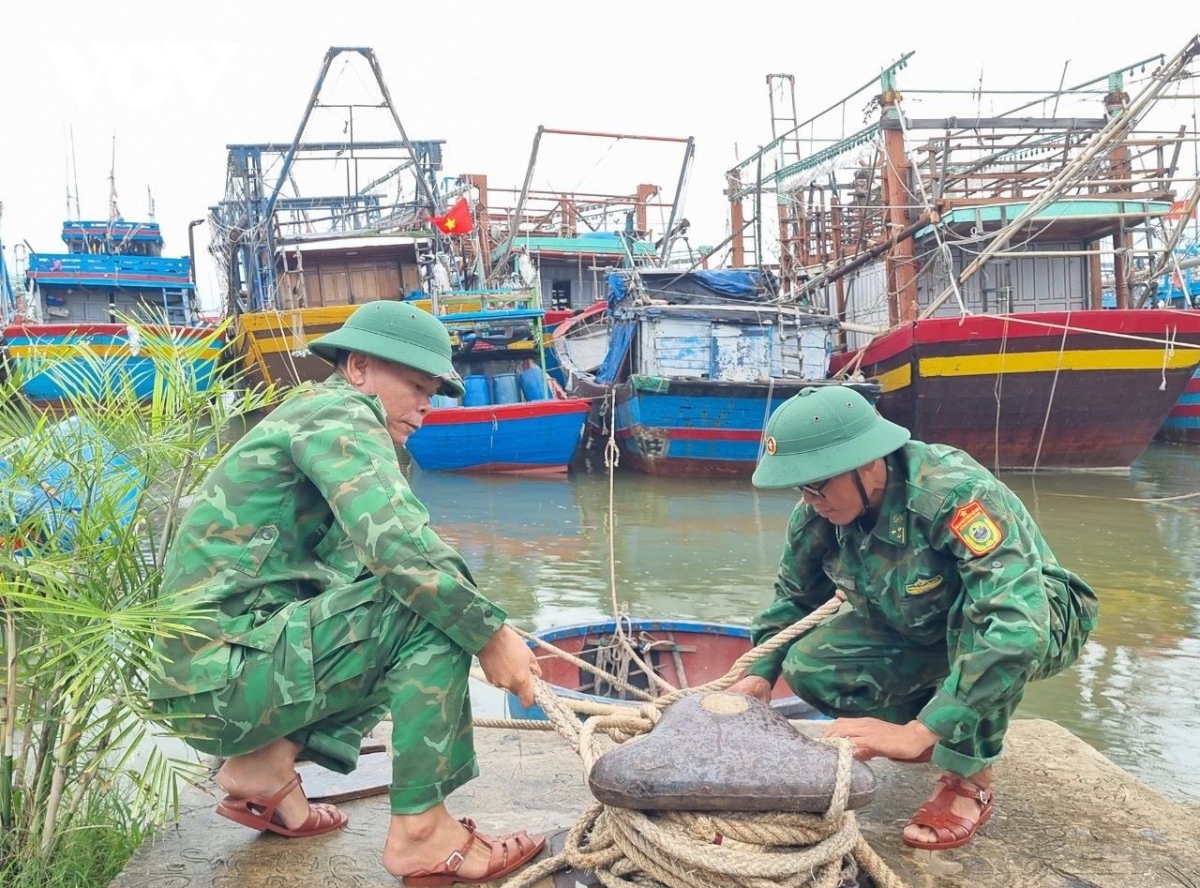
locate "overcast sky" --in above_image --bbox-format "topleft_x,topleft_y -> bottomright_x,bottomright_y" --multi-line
2,1 -> 1196,310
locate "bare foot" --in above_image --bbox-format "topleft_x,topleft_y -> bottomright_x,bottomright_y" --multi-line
215,739 -> 314,831
903,769 -> 993,848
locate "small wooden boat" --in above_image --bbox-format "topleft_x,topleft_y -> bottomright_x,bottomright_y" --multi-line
550,299 -> 610,381
506,618 -> 821,720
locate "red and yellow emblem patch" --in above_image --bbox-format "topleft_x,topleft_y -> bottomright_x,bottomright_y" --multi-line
765,436 -> 777,455
948,500 -> 1003,557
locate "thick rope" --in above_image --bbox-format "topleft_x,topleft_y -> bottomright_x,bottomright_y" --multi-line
481,596 -> 911,888
473,597 -> 847,732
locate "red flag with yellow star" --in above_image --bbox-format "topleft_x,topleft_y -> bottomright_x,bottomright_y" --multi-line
431,197 -> 474,236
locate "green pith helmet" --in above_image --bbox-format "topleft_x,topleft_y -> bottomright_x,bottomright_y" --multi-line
309,301 -> 464,397
752,386 -> 910,489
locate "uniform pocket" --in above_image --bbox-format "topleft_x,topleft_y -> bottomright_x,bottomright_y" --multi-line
895,572 -> 953,637
313,520 -> 363,581
309,581 -> 384,687
234,525 -> 280,576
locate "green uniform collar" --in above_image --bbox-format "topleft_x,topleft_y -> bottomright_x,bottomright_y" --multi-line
834,453 -> 909,548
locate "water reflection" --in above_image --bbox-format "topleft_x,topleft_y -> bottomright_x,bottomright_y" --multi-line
406,443 -> 1200,804
1006,447 -> 1200,804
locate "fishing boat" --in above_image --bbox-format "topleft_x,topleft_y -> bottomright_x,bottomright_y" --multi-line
2,201 -> 219,403
571,267 -> 879,477
211,48 -> 693,396
405,294 -> 592,474
505,618 -> 820,721
729,41 -> 1200,471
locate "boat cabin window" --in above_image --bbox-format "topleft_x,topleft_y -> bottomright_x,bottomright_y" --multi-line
551,280 -> 572,311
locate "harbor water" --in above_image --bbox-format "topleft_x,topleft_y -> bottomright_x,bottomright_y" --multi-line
407,441 -> 1200,806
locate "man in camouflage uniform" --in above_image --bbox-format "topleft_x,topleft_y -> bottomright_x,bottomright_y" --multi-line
149,301 -> 546,884
729,386 -> 1098,850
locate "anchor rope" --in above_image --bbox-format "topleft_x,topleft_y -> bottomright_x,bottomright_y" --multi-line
473,596 -> 910,888
474,375 -> 909,885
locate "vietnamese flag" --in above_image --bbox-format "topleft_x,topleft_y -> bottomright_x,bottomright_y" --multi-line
431,197 -> 474,236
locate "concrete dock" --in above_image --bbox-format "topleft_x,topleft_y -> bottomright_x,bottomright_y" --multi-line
110,718 -> 1200,888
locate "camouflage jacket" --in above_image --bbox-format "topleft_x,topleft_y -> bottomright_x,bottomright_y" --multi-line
148,374 -> 506,701
747,441 -> 1099,741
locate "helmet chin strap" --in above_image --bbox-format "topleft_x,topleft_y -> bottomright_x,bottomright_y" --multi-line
851,467 -> 873,524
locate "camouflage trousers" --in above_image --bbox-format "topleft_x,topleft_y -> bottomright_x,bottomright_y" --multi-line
153,578 -> 477,815
781,596 -> 1092,777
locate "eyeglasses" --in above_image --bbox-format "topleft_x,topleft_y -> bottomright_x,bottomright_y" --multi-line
797,478 -> 831,499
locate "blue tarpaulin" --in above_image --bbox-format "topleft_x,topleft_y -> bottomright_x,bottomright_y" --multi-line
596,320 -> 636,385
686,269 -> 762,295
607,268 -> 772,307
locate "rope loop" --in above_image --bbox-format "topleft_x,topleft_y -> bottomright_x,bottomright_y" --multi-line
493,598 -> 911,888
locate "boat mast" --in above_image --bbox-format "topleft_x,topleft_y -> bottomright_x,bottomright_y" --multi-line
879,68 -> 919,325
108,133 -> 120,224
489,126 -> 545,286
658,137 -> 695,264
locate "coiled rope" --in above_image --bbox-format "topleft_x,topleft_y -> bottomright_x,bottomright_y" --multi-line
477,597 -> 910,888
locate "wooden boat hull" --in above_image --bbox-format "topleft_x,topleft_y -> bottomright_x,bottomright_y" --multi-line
829,310 -> 1200,469
550,300 -> 610,379
232,306 -> 357,389
1159,369 -> 1200,445
406,398 -> 591,474
1,323 -> 224,402
612,377 -> 879,478
506,619 -> 819,720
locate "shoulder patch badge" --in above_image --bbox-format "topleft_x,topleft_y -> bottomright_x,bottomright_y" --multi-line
949,499 -> 1003,557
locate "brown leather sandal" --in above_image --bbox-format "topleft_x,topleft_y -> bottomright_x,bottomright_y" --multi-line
401,820 -> 546,886
216,772 -> 348,838
902,774 -> 993,850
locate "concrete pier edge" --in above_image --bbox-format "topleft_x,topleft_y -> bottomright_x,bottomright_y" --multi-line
110,718 -> 1200,888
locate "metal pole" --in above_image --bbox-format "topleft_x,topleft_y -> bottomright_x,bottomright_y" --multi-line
362,49 -> 438,209
490,126 -> 545,285
262,47 -> 339,225
658,137 -> 694,265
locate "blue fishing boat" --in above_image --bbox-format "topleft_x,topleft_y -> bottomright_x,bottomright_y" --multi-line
571,268 -> 878,477
4,215 -> 221,403
406,302 -> 591,474
505,618 -> 821,721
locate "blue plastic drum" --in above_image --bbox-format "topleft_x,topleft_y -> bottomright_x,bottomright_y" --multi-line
493,373 -> 520,404
462,375 -> 492,407
519,366 -> 548,400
